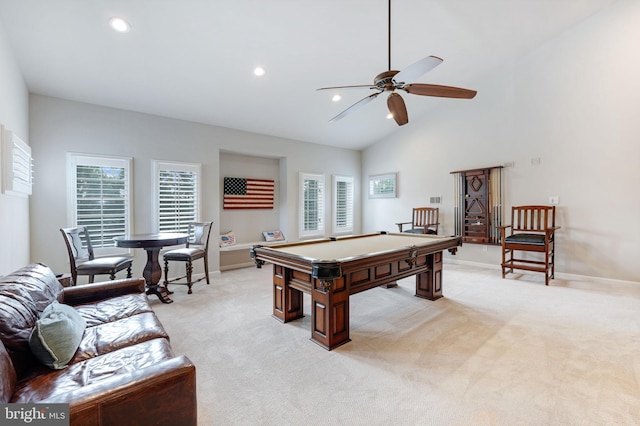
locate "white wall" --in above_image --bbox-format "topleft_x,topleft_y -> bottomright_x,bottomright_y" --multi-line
0,19 -> 29,275
28,95 -> 361,277
363,0 -> 640,282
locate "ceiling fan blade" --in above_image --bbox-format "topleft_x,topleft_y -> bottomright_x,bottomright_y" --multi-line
329,92 -> 381,123
403,83 -> 477,99
387,93 -> 408,126
393,56 -> 443,85
317,84 -> 378,91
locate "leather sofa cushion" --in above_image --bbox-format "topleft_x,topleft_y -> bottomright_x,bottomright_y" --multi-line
72,292 -> 153,327
0,339 -> 17,403
72,312 -> 169,363
0,285 -> 38,356
0,263 -> 63,311
11,338 -> 175,403
0,264 -> 64,372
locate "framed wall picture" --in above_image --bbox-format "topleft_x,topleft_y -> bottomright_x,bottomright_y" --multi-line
368,173 -> 397,198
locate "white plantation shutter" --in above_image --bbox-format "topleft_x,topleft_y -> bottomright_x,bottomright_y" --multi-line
333,175 -> 354,234
299,172 -> 325,238
1,127 -> 33,196
67,154 -> 131,252
153,161 -> 201,233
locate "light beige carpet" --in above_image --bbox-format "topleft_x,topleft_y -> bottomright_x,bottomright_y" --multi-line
152,264 -> 640,426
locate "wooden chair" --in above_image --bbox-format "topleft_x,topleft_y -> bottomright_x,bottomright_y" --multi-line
498,206 -> 560,285
396,207 -> 439,235
163,221 -> 213,294
60,226 -> 133,285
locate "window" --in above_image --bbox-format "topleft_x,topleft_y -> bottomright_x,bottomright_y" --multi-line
67,153 -> 131,255
1,126 -> 33,197
333,175 -> 354,234
299,172 -> 325,238
152,161 -> 201,233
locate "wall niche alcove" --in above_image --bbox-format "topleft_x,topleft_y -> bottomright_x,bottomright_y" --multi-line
219,152 -> 282,269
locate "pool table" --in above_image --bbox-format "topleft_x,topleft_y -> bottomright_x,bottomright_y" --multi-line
251,232 -> 461,350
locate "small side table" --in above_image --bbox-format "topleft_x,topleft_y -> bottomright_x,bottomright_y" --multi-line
57,273 -> 73,287
113,233 -> 188,303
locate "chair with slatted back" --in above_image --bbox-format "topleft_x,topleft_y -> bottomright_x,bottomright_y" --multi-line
163,221 -> 213,294
395,207 -> 439,235
498,205 -> 560,285
60,226 -> 133,285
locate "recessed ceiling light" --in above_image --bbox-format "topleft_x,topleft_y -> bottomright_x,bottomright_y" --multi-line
109,17 -> 130,33
386,113 -> 394,119
254,67 -> 265,76
332,94 -> 341,102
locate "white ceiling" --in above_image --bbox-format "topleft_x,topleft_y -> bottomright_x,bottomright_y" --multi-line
0,0 -> 616,150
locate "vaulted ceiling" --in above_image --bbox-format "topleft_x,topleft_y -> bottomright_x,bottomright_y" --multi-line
0,0 -> 616,150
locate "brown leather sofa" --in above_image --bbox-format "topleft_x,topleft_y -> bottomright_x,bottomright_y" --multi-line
0,263 -> 197,426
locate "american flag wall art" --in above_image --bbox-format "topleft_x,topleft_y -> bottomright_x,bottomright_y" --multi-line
223,177 -> 274,209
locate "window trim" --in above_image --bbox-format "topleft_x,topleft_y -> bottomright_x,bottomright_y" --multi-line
332,175 -> 354,235
299,172 -> 325,239
151,160 -> 202,233
66,153 -> 132,256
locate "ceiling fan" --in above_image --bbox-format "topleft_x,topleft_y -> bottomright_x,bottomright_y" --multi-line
317,0 -> 477,126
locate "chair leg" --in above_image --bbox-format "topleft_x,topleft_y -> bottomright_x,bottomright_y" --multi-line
186,261 -> 193,294
544,245 -> 550,286
550,244 -> 556,279
501,245 -> 507,279
126,266 -> 132,278
204,258 -> 210,284
546,245 -> 556,286
110,272 -> 116,280
89,275 -> 95,284
164,259 -> 170,286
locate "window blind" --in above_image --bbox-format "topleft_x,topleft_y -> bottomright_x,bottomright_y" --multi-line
1,127 -> 33,196
300,173 -> 325,238
334,176 -> 354,234
75,164 -> 128,248
157,169 -> 198,233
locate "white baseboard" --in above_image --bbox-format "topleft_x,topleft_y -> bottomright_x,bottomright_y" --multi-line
446,258 -> 640,285
219,262 -> 255,271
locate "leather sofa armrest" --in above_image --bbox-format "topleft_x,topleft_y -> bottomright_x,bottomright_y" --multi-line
62,278 -> 146,306
42,355 -> 197,426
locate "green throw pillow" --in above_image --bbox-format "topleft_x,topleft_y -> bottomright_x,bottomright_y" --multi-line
29,301 -> 86,369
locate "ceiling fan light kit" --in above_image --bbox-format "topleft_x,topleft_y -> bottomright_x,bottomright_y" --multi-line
318,0 -> 477,126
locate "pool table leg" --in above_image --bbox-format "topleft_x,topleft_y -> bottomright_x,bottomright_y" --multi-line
310,276 -> 350,350
272,265 -> 304,322
415,252 -> 443,300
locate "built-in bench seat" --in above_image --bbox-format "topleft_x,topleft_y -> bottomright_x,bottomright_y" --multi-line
219,241 -> 287,270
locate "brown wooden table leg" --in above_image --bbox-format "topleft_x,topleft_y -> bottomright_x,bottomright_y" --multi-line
310,276 -> 350,350
415,252 -> 443,300
272,265 -> 303,322
143,247 -> 173,304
